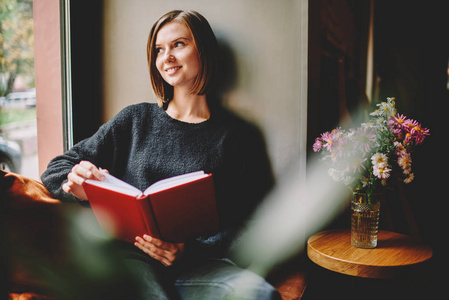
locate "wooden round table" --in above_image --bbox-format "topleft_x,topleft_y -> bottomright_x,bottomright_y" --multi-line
307,229 -> 433,279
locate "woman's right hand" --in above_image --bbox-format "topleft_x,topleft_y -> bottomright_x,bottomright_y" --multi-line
62,160 -> 106,200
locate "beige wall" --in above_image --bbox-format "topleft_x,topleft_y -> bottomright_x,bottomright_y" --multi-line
102,0 -> 308,179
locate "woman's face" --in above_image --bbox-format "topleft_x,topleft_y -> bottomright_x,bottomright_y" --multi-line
155,21 -> 200,91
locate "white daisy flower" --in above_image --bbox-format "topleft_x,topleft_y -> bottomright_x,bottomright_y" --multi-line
371,152 -> 388,166
373,165 -> 391,179
398,154 -> 412,170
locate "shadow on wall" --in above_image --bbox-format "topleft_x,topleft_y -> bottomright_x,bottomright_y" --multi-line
215,35 -> 238,100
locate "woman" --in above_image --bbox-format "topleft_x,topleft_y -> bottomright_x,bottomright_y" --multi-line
41,10 -> 280,300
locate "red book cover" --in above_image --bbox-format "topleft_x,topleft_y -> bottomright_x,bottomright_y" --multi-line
83,171 -> 219,243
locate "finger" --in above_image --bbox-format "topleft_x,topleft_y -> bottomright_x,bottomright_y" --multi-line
134,239 -> 173,266
135,236 -> 168,254
143,235 -> 175,251
62,182 -> 71,193
67,171 -> 86,186
79,161 -> 105,181
71,164 -> 91,180
141,236 -> 183,263
137,236 -> 177,264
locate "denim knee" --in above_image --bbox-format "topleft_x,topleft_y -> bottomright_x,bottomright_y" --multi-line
174,259 -> 281,300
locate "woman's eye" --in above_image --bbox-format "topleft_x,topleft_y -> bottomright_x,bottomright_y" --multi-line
156,48 -> 164,54
174,41 -> 185,48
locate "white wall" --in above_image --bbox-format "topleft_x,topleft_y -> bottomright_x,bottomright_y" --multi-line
102,0 -> 308,179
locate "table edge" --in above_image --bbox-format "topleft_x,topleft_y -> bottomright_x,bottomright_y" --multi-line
306,229 -> 433,279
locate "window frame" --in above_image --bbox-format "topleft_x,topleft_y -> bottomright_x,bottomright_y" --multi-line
34,0 -> 66,175
35,0 -> 102,175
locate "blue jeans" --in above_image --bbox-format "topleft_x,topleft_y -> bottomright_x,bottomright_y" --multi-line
121,247 -> 281,300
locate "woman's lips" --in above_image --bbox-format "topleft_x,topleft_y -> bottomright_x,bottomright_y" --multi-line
165,66 -> 182,75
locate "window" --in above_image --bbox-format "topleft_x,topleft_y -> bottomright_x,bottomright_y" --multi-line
0,0 -> 38,179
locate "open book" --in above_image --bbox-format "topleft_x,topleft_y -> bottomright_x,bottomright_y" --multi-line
82,170 -> 219,243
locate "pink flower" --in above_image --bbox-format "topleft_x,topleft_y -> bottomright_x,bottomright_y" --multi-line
320,131 -> 334,151
333,135 -> 356,159
404,118 -> 419,130
313,138 -> 323,152
353,126 -> 377,154
410,123 -> 430,145
403,120 -> 430,145
348,156 -> 367,174
321,131 -> 334,151
314,97 -> 429,193
392,114 -> 407,126
388,114 -> 408,137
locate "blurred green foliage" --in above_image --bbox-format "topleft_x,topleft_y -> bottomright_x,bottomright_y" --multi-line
0,0 -> 35,97
0,107 -> 36,126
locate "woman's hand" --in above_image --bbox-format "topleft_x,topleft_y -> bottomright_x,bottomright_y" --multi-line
62,160 -> 106,200
134,235 -> 185,267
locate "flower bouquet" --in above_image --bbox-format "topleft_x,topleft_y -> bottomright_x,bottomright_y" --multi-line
313,97 -> 429,248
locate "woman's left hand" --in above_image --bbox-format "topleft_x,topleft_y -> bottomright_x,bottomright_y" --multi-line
134,235 -> 185,266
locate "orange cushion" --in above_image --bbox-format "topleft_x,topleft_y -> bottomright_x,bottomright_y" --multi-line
8,292 -> 57,300
2,170 -> 64,296
1,170 -> 61,208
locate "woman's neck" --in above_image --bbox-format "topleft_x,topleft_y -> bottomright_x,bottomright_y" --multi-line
166,90 -> 210,123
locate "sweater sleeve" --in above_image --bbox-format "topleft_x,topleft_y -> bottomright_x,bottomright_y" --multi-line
40,106 -> 133,205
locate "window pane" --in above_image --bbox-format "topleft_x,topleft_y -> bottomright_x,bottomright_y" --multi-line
0,0 -> 38,180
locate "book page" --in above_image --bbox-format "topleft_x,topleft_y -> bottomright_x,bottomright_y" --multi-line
85,171 -> 142,197
143,171 -> 208,195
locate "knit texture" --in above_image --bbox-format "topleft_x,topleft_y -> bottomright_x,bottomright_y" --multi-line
41,102 -> 274,259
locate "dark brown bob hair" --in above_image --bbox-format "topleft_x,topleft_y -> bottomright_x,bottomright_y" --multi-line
147,10 -> 218,107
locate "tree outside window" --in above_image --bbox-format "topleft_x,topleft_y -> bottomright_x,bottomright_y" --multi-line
0,0 -> 38,179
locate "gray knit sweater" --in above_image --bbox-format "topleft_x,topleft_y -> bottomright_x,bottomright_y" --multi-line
41,102 -> 274,259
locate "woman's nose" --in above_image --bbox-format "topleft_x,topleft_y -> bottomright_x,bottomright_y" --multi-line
163,50 -> 175,63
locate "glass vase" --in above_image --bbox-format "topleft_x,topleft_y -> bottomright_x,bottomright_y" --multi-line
351,192 -> 381,248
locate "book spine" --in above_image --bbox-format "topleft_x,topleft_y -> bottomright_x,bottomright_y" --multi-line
136,195 -> 161,239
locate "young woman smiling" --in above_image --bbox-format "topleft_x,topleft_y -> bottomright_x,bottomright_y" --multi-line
41,10 -> 280,299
